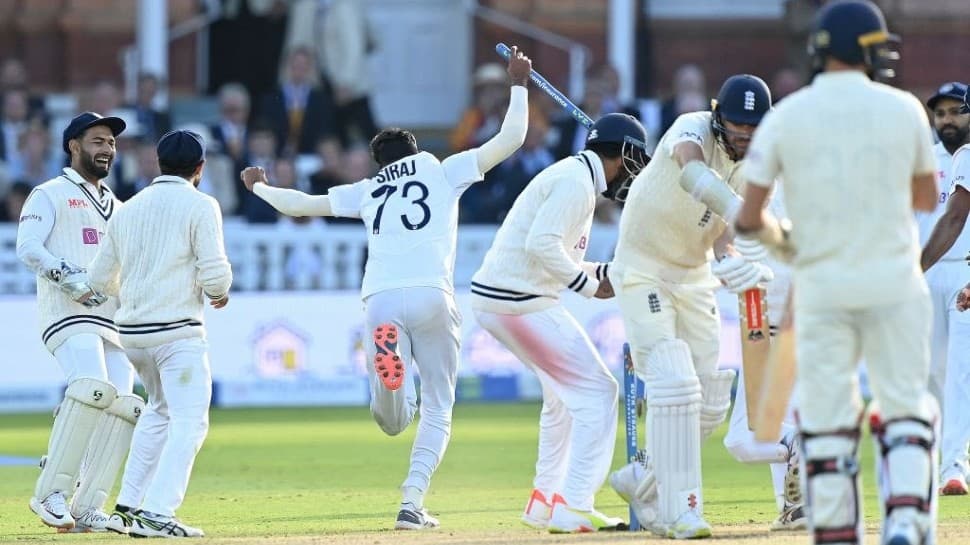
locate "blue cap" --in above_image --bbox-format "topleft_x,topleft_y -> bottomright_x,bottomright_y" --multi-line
62,111 -> 126,154
927,82 -> 968,110
156,130 -> 206,169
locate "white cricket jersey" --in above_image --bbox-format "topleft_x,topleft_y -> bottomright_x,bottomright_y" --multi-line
949,144 -> 970,261
471,150 -> 606,314
743,71 -> 937,310
88,176 -> 233,349
615,111 -> 740,284
327,150 -> 482,299
916,142 -> 970,263
16,168 -> 121,352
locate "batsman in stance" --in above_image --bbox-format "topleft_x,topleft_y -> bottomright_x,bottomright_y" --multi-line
242,47 -> 532,529
472,113 -> 649,533
89,129 -> 232,537
918,81 -> 970,496
735,2 -> 939,544
608,74 -> 774,539
17,112 -> 143,532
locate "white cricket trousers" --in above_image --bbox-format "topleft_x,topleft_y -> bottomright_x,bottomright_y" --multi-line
474,305 -> 619,511
116,337 -> 211,517
364,287 -> 460,496
926,261 -> 970,476
54,333 -> 134,393
796,292 -> 933,430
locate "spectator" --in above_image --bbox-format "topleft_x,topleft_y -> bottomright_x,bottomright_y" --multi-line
309,144 -> 372,225
87,80 -> 124,119
450,63 -> 509,152
257,46 -> 338,156
0,88 -> 31,163
240,122 -> 280,223
210,82 -> 251,163
321,0 -> 379,148
7,123 -> 61,187
659,64 -> 707,135
125,72 -> 171,140
552,76 -> 611,159
0,180 -> 31,222
0,58 -> 46,119
115,139 -> 158,202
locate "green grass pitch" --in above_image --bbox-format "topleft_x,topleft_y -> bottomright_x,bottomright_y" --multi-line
0,403 -> 967,543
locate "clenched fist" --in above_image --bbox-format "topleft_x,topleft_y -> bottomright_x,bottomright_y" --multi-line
240,166 -> 269,191
506,45 -> 532,87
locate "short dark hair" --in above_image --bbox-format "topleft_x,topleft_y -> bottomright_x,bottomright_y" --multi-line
369,128 -> 418,167
159,160 -> 202,179
585,141 -> 622,160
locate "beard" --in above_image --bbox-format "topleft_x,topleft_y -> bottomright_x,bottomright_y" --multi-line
938,124 -> 970,149
79,149 -> 111,179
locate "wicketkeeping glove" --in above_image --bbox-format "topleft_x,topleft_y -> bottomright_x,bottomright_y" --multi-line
712,255 -> 774,293
46,259 -> 106,308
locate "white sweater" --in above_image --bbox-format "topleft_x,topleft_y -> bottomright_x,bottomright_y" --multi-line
471,151 -> 608,314
89,176 -> 232,348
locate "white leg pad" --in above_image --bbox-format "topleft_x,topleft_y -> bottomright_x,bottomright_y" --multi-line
802,429 -> 862,544
71,394 -> 145,514
870,396 -> 939,544
644,340 -> 704,525
700,369 -> 735,440
34,378 -> 116,499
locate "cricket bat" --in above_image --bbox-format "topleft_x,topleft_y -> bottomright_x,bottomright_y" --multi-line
738,287 -> 770,430
754,290 -> 797,442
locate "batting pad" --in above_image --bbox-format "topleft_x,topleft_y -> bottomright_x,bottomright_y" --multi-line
34,377 -> 116,499
699,370 -> 735,440
803,431 -> 862,543
71,393 -> 144,514
645,340 -> 704,524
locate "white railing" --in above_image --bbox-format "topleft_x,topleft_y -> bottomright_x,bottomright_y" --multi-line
0,222 -> 620,295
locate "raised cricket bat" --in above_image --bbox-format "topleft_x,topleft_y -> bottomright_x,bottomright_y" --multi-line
738,287 -> 770,430
754,290 -> 796,442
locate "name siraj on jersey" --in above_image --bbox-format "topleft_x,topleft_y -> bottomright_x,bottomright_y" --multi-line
374,159 -> 417,184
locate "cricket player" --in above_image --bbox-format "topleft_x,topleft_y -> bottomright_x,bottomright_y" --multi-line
89,129 -> 233,538
241,47 -> 533,530
472,113 -> 649,533
735,2 -> 940,544
721,182 -> 804,531
607,74 -> 774,539
17,112 -> 144,532
918,81 -> 970,496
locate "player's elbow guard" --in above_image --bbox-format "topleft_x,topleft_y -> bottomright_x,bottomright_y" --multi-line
679,161 -> 742,222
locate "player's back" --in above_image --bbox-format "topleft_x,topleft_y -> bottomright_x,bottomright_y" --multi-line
106,177 -> 224,330
328,150 -> 483,299
761,72 -> 931,307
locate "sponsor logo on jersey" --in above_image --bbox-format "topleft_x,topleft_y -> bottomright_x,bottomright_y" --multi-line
574,235 -> 587,250
679,131 -> 703,144
19,213 -> 42,223
82,227 -> 100,245
743,90 -> 755,111
68,198 -> 88,209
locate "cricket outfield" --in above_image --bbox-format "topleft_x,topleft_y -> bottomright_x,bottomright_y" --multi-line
1,404 -> 967,544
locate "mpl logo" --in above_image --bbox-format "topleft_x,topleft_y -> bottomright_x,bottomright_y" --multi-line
68,199 -> 88,209
82,228 -> 100,245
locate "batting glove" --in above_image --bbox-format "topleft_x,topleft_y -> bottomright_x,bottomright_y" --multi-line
733,234 -> 769,263
712,255 -> 774,293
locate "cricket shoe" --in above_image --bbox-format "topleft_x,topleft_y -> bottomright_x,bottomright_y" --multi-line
940,463 -> 968,496
57,508 -> 109,533
129,511 -> 205,538
373,324 -> 404,391
29,491 -> 74,530
521,488 -> 552,529
105,508 -> 134,535
770,502 -> 807,531
395,506 -> 439,530
609,460 -> 660,529
666,510 -> 713,540
883,511 -> 922,545
546,494 -> 624,533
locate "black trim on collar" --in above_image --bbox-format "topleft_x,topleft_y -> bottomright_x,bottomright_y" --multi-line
576,154 -> 595,187
60,175 -> 114,221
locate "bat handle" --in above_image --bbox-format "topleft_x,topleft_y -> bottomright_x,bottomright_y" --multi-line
495,43 -> 512,59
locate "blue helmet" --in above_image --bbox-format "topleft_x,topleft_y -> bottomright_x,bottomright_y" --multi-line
584,113 -> 650,202
808,0 -> 899,80
711,74 -> 772,160
964,83 -> 970,115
